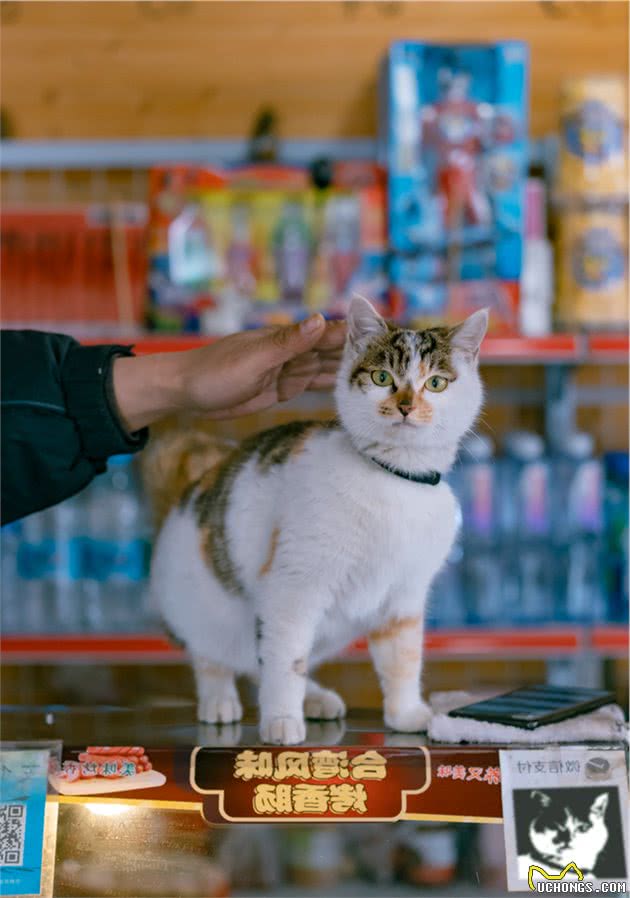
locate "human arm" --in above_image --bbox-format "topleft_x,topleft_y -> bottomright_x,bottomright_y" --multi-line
1,330 -> 147,524
111,314 -> 345,431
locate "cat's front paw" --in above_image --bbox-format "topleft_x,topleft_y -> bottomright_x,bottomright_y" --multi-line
385,701 -> 432,733
304,687 -> 346,720
260,715 -> 306,745
198,693 -> 243,725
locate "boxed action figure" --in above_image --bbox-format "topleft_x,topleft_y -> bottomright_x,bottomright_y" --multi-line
380,41 -> 529,331
146,163 -> 388,333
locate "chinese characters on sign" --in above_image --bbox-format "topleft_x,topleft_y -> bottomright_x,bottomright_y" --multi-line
515,759 -> 581,775
233,750 -> 387,816
436,764 -> 501,785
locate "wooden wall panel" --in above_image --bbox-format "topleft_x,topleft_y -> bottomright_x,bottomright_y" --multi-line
1,1 -> 627,140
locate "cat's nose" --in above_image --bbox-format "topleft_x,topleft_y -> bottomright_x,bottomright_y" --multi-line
398,401 -> 412,416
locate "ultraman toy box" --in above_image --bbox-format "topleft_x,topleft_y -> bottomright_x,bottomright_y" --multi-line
380,41 -> 529,330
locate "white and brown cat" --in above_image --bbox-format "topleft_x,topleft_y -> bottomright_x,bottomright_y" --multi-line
144,297 -> 487,744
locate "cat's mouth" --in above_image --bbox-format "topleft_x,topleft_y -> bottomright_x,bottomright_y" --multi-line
392,416 -> 431,427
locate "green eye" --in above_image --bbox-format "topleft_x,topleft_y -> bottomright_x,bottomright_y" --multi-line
425,375 -> 448,393
371,370 -> 394,387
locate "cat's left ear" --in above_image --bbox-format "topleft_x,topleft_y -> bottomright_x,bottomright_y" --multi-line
450,308 -> 489,361
591,792 -> 609,819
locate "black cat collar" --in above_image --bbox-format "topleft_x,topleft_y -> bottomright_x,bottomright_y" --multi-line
368,456 -> 441,486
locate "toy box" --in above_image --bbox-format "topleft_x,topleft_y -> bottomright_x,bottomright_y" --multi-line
147,163 -> 388,333
380,41 -> 529,330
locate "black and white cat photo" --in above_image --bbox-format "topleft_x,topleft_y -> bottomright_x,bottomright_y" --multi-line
514,786 -> 627,881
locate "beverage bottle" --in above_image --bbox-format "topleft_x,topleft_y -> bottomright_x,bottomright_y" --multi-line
1,520 -> 23,632
501,431 -> 553,623
552,432 -> 605,622
83,456 -> 150,632
51,493 -> 87,632
457,434 -> 502,625
427,468 -> 464,629
604,452 -> 629,622
15,508 -> 57,632
520,178 -> 553,337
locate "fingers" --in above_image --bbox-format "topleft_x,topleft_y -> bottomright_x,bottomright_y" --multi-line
313,320 -> 347,351
307,372 -> 337,391
267,315 -> 327,363
277,372 -> 315,403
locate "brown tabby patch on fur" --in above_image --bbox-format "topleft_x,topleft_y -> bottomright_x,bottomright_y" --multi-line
369,616 -> 421,642
142,431 -> 233,531
350,326 -> 457,389
195,420 -> 338,596
259,526 -> 280,577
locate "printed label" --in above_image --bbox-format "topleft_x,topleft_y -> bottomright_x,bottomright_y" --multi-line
571,227 -> 625,290
0,749 -> 50,896
563,101 -> 624,163
500,748 -> 629,892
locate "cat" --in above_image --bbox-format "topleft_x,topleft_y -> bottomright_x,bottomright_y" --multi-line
518,789 -> 610,879
143,296 -> 487,744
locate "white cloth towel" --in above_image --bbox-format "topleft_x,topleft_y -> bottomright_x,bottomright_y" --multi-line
427,690 -> 628,744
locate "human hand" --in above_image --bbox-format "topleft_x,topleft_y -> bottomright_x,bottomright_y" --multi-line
178,314 -> 346,419
112,314 -> 346,431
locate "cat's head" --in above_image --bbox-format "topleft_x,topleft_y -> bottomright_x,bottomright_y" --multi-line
528,790 -> 609,873
335,296 -> 487,472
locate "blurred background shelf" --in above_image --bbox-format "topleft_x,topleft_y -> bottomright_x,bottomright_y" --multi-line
2,626 -> 626,664
0,138 -> 378,170
0,330 -> 617,365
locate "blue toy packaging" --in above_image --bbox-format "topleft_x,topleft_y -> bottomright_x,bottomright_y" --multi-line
380,41 -> 529,331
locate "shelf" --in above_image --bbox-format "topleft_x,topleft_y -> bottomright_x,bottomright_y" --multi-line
0,633 -> 185,663
586,333 -> 629,363
0,138 -> 377,171
481,334 -> 580,363
2,626 -> 625,664
83,334 -> 218,355
590,625 -> 629,657
79,332 -> 595,364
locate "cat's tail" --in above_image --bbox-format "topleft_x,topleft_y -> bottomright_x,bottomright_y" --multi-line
141,429 -> 234,530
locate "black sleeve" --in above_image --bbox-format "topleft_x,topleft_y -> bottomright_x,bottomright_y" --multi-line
1,330 -> 148,525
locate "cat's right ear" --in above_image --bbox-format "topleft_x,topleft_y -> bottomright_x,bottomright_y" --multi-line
347,295 -> 388,349
531,790 -> 551,808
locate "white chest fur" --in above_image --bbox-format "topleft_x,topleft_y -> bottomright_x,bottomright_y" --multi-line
230,428 -> 459,624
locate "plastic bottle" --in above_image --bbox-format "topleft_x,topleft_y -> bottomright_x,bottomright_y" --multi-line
501,431 -> 553,623
1,521 -> 23,632
15,509 -> 57,632
426,472 -> 464,629
551,432 -> 605,622
604,452 -> 629,622
51,493 -> 87,632
83,456 -> 150,632
168,203 -> 215,287
519,178 -> 554,337
458,434 -> 502,624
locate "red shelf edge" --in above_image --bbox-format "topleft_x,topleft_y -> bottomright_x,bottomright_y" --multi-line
3,626 -> 618,661
82,335 -> 217,355
590,625 -> 629,654
80,332 -> 580,361
481,334 -> 580,361
586,334 -> 629,359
